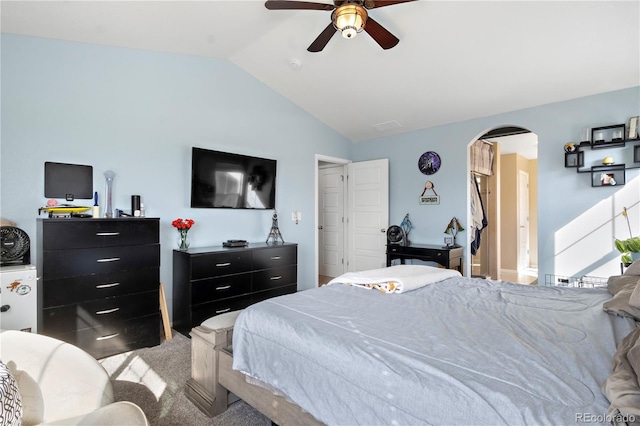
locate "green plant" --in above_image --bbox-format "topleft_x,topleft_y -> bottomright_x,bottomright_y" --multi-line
614,207 -> 639,263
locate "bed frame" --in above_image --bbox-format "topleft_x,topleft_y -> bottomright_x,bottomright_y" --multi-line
185,313 -> 323,426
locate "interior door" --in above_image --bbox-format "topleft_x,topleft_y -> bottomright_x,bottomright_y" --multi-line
319,166 -> 346,278
518,170 -> 530,271
347,159 -> 389,271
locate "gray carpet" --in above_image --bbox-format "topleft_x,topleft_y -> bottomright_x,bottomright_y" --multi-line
99,332 -> 270,426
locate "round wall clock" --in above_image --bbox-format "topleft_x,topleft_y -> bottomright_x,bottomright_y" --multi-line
418,151 -> 441,175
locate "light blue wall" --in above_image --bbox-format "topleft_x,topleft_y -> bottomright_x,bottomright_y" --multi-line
353,87 -> 640,282
0,35 -> 352,317
2,35 -> 638,317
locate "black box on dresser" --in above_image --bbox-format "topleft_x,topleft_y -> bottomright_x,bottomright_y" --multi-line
36,218 -> 161,359
172,242 -> 297,337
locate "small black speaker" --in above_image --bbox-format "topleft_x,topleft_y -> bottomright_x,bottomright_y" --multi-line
131,195 -> 141,216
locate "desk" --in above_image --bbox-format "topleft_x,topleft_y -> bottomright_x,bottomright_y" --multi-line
386,244 -> 463,273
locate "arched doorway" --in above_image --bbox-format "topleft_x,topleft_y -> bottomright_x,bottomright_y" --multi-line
468,126 -> 538,285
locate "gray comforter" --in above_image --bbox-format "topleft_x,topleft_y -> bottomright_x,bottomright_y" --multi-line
232,277 -> 635,425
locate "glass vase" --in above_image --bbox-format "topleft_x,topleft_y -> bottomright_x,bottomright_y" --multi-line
177,230 -> 190,251
104,170 -> 115,218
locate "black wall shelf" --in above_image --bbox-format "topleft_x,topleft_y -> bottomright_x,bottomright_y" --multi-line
590,164 -> 625,187
564,121 -> 640,187
591,124 -> 626,148
564,151 -> 584,168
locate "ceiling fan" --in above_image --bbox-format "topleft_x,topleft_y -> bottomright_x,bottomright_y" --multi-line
264,0 -> 416,52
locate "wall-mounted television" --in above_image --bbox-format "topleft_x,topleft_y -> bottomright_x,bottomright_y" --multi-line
44,161 -> 93,201
190,147 -> 277,210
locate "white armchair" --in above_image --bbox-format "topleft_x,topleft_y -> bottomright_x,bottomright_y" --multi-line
0,330 -> 149,426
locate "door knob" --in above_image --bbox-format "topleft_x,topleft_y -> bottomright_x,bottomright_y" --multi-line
318,226 -> 324,230
381,228 -> 386,232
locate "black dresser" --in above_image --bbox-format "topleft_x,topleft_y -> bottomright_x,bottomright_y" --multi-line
37,218 -> 161,359
172,242 -> 297,337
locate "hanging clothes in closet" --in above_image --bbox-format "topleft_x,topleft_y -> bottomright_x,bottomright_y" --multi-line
469,139 -> 493,255
470,173 -> 488,255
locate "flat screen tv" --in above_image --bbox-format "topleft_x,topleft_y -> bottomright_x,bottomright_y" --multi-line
44,161 -> 93,201
190,147 -> 277,209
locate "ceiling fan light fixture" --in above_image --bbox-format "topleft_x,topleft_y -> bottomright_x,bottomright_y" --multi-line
332,5 -> 368,39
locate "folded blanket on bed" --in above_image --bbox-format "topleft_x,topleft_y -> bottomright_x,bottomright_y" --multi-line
326,264 -> 461,293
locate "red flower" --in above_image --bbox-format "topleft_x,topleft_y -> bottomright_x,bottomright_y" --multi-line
172,218 -> 195,230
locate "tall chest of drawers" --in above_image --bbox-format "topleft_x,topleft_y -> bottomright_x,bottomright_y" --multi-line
172,242 -> 297,337
37,218 -> 161,359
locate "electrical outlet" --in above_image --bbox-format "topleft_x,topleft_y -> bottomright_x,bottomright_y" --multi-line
292,211 -> 301,223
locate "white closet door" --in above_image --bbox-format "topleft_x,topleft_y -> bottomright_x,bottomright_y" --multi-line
518,170 -> 530,272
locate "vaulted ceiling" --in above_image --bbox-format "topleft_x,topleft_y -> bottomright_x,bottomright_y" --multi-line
2,1 -> 638,143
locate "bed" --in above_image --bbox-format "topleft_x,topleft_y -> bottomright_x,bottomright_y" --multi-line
186,264 -> 640,426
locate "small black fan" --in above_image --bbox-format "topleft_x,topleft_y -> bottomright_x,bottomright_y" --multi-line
386,225 -> 407,246
1,226 -> 31,265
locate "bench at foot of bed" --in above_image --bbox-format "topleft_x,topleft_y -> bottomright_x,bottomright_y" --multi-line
186,311 -> 241,417
187,310 -> 323,425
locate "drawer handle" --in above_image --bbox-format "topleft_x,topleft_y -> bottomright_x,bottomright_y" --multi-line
96,333 -> 119,341
215,285 -> 231,291
216,308 -> 231,314
216,262 -> 231,267
270,276 -> 282,280
97,257 -> 120,263
270,256 -> 281,260
96,307 -> 120,315
96,282 -> 120,289
96,232 -> 120,236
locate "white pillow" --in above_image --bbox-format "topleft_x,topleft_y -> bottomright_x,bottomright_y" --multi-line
0,360 -> 23,425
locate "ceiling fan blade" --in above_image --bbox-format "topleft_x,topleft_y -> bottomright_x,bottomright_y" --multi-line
308,23 -> 337,52
265,1 -> 335,11
364,0 -> 417,9
364,17 -> 399,49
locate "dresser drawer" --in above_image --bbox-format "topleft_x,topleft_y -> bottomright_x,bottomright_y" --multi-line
42,219 -> 159,250
191,273 -> 251,304
191,295 -> 252,326
252,245 -> 297,270
252,265 -> 297,292
43,244 -> 160,279
43,268 -> 159,308
55,314 -> 161,359
252,284 -> 297,304
42,290 -> 159,335
191,251 -> 251,280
